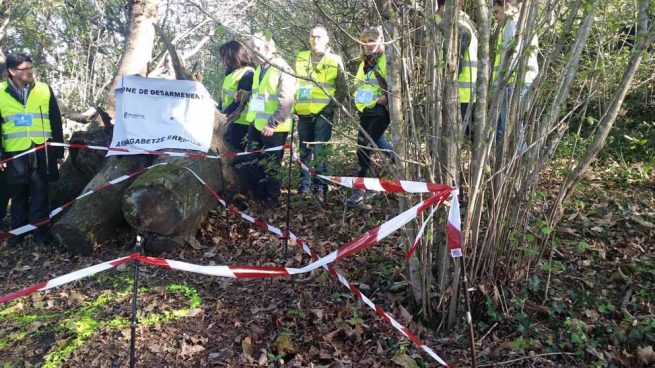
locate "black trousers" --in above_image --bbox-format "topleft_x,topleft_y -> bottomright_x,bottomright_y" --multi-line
0,170 -> 8,227
9,168 -> 49,242
245,125 -> 288,202
357,108 -> 390,177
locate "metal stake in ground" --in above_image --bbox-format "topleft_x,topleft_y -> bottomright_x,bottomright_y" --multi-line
130,235 -> 144,368
283,116 -> 297,259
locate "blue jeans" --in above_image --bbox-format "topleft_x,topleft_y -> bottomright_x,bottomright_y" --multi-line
298,113 -> 332,190
376,135 -> 395,161
245,125 -> 288,203
357,109 -> 390,177
224,123 -> 250,152
496,84 -> 530,149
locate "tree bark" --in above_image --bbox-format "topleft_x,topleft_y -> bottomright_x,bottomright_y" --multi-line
49,123 -> 112,208
104,0 -> 158,117
50,155 -> 153,255
122,151 -> 221,236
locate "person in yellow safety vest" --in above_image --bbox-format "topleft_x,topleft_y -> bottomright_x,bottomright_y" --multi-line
492,0 -> 539,149
346,27 -> 391,207
219,40 -> 255,152
437,0 -> 478,135
0,53 -> 64,247
243,32 -> 296,207
294,25 -> 347,202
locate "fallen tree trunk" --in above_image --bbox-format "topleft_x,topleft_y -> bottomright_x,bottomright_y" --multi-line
50,18 -> 249,255
49,123 -> 112,208
122,150 -> 221,236
50,155 -> 152,255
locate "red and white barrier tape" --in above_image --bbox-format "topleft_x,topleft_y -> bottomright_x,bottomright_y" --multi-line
47,142 -> 290,159
405,192 -> 449,260
101,193 -> 445,279
0,150 -> 458,365
446,189 -> 463,258
0,255 -> 133,304
182,166 -> 451,366
0,163 -> 165,243
0,144 -> 46,166
295,155 -> 454,194
181,166 -> 450,276
0,247 -> 451,366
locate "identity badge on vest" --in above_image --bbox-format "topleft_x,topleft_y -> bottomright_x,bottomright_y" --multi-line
355,89 -> 374,104
14,113 -> 33,127
298,87 -> 312,101
250,96 -> 266,112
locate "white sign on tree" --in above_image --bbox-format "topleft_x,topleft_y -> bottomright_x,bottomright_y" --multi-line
109,75 -> 215,155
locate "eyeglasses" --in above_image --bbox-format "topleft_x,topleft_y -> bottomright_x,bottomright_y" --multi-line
13,66 -> 33,71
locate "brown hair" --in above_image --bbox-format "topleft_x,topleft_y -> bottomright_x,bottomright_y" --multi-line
219,40 -> 254,70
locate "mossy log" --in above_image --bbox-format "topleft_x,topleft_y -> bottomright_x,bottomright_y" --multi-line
50,155 -> 152,255
122,151 -> 221,236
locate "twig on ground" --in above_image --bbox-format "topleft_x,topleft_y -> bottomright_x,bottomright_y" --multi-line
478,322 -> 498,343
477,352 -> 576,367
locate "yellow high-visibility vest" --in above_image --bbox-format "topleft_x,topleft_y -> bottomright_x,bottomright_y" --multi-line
245,63 -> 292,132
352,53 -> 387,113
492,31 -> 508,83
293,50 -> 342,115
458,16 -> 478,103
0,81 -> 52,152
221,66 -> 254,125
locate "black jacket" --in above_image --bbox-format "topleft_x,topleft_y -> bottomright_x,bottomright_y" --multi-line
0,81 -> 65,183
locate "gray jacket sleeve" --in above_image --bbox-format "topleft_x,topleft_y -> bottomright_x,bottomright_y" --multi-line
269,57 -> 296,127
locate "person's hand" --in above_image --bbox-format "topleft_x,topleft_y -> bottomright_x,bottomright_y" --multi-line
0,162 -> 5,171
262,125 -> 275,137
377,95 -> 388,106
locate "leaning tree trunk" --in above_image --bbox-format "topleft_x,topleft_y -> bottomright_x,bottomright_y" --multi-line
49,0 -> 158,254
105,0 -> 158,117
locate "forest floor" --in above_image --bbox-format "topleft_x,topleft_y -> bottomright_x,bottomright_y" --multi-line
0,157 -> 653,368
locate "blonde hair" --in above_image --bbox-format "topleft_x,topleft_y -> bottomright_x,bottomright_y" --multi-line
358,27 -> 385,60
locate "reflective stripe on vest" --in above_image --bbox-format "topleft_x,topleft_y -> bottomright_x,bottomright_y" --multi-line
458,15 -> 478,103
3,131 -> 52,140
293,50 -> 342,116
245,63 -> 292,132
221,66 -> 254,125
0,81 -> 52,152
353,53 -> 387,113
